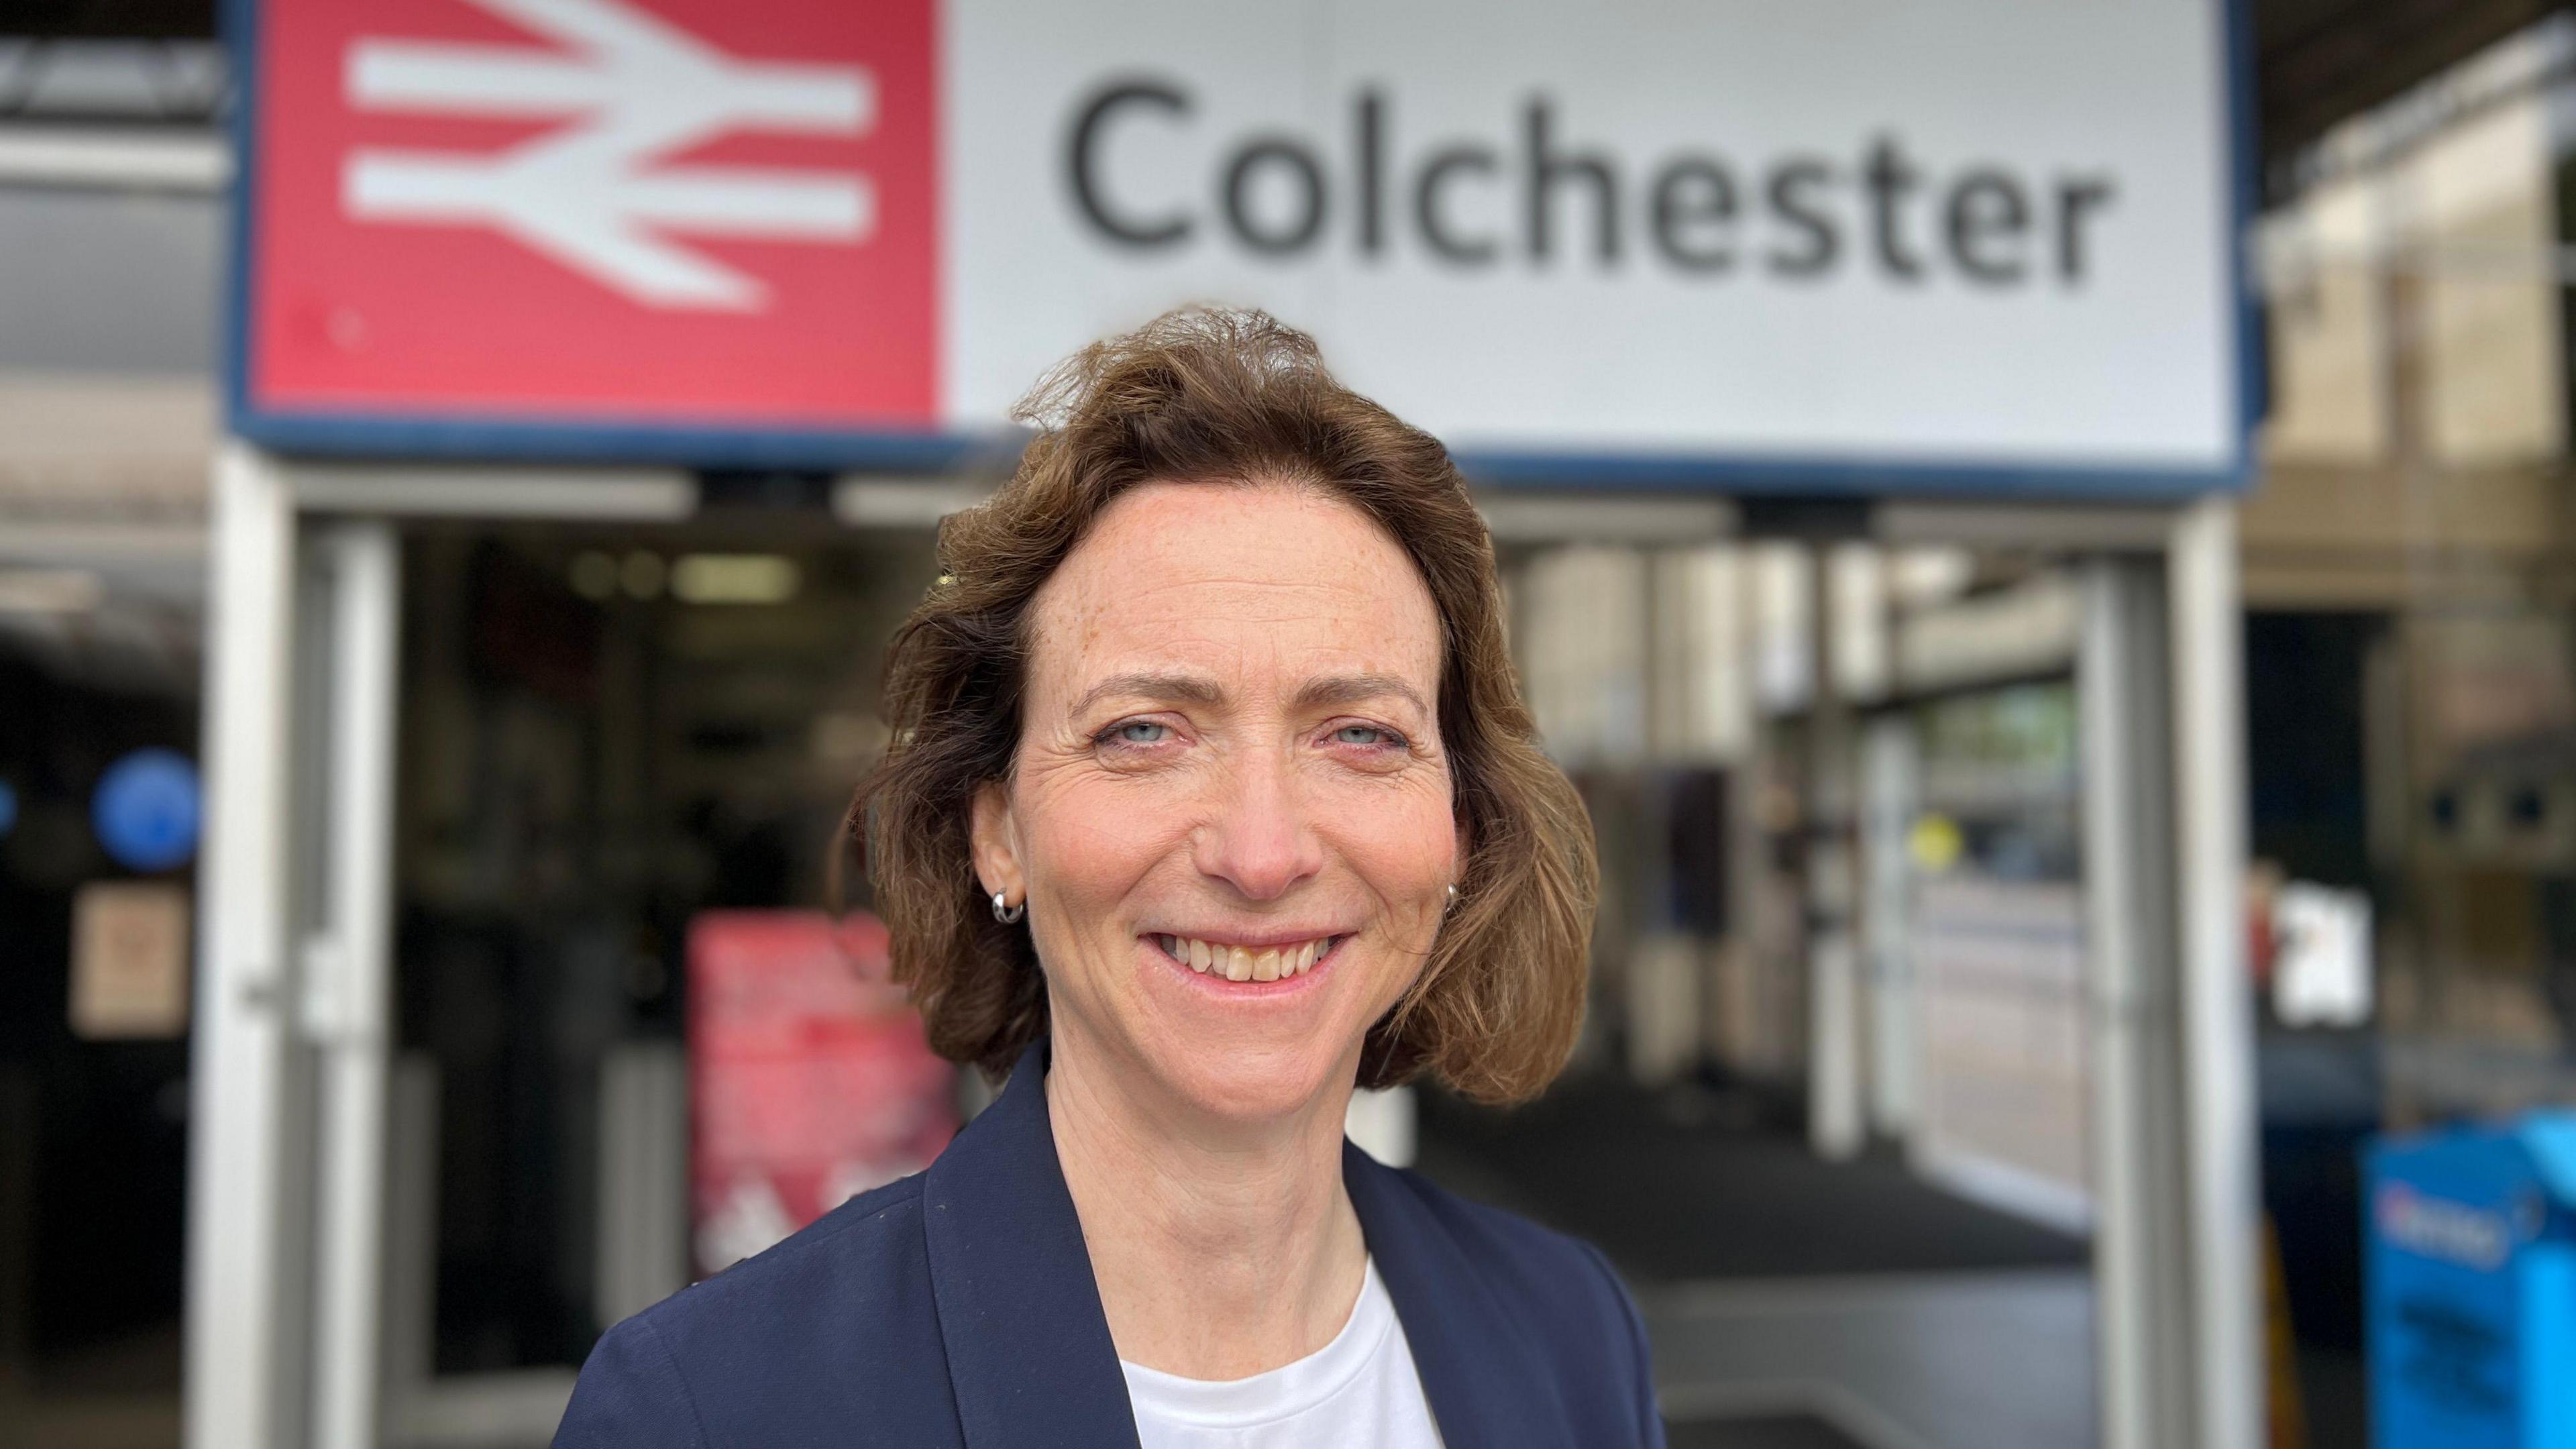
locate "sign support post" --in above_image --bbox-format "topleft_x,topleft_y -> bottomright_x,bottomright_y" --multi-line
2076,504 -> 2261,1449
186,443 -> 309,1449
309,521 -> 402,1449
2082,549 -> 2195,1449
2170,498 -> 2263,1449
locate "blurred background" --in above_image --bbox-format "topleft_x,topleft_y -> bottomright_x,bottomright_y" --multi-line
5,1 -> 2576,1448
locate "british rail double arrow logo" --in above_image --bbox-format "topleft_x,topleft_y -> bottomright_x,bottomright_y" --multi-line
341,0 -> 877,311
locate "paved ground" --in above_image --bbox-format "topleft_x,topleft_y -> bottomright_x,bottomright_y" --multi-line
1415,1075 -> 2088,1281
1645,1270 -> 2095,1449
1415,1073 -> 2098,1448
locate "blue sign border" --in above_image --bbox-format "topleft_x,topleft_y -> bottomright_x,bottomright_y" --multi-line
221,0 -> 2262,500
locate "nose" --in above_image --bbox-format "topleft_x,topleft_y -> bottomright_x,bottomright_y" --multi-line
1192,747 -> 1325,902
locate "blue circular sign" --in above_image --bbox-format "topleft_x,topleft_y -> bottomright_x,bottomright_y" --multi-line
93,749 -> 201,872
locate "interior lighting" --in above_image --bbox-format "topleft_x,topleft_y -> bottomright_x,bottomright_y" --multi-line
672,553 -> 800,605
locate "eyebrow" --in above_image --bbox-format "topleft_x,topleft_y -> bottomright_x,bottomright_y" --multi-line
1067,671 -> 1429,719
1069,671 -> 1222,718
1293,673 -> 1428,716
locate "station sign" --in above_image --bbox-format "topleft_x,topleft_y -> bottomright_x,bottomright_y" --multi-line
230,0 -> 2255,494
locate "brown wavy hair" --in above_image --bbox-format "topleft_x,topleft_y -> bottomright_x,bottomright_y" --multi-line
849,307 -> 1596,1105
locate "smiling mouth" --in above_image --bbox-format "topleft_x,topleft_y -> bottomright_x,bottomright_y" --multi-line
1154,934 -> 1339,983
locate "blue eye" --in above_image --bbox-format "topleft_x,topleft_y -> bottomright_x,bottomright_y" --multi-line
1334,724 -> 1402,747
1104,720 -> 1169,745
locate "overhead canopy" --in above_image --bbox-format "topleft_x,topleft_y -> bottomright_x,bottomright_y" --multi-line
2256,0 -> 2567,176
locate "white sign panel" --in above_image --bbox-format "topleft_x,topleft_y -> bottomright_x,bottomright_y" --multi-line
945,0 -> 2249,490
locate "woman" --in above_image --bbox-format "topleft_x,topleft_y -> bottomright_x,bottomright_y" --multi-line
555,309 -> 1663,1447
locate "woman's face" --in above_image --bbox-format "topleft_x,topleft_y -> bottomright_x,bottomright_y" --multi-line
973,479 -> 1458,1127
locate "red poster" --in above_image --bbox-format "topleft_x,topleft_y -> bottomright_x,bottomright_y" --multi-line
687,911 -> 955,1275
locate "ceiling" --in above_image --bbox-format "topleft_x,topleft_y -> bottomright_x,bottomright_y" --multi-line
2255,0 -> 2567,172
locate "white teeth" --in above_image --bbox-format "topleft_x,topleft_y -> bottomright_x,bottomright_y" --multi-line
1163,936 -> 1334,980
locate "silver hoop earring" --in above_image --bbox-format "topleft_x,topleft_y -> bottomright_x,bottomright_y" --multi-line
1445,883 -> 1459,913
991,891 -> 1025,925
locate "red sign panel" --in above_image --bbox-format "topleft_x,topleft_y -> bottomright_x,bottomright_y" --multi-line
687,911 -> 955,1275
243,0 -> 938,441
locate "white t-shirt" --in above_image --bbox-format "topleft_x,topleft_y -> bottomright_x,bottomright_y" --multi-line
1119,1257 -> 1446,1449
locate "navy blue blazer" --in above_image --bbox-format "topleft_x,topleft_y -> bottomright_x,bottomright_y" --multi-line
555,1043 -> 1666,1447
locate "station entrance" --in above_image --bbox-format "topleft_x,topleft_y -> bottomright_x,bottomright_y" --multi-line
186,453 -> 2257,1449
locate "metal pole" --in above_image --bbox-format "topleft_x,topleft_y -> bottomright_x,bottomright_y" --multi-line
2079,557 -> 2193,1449
311,523 -> 403,1449
2169,499 -> 2264,1449
186,442 -> 302,1449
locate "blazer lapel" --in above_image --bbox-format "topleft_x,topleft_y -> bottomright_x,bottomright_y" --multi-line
921,1042 -> 1142,1449
1345,1140 -> 1573,1448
